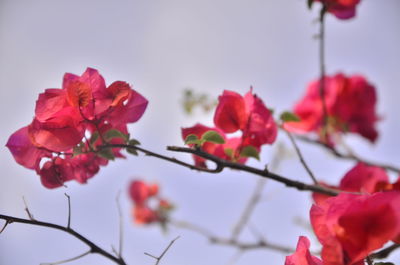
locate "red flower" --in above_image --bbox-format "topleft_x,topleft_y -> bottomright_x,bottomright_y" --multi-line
312,0 -> 361,20
38,153 -> 108,189
6,126 -> 51,170
312,163 -> 395,205
7,68 -> 148,188
285,73 -> 379,144
183,89 -> 277,167
285,236 -> 322,265
214,89 -> 277,146
310,192 -> 400,265
181,123 -> 226,168
214,90 -> 247,133
128,179 -> 173,225
129,180 -> 159,205
133,205 -> 159,224
242,90 -> 277,147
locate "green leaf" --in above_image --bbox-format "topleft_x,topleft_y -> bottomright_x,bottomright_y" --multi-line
184,134 -> 203,145
128,139 -> 141,146
224,148 -> 234,159
126,147 -> 138,156
103,129 -> 129,142
97,148 -> 115,160
72,145 -> 84,157
201,130 -> 225,144
126,139 -> 140,155
240,146 -> 260,160
307,0 -> 314,9
89,131 -> 99,145
280,111 -> 300,122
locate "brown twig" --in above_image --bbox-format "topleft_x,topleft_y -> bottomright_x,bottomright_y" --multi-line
169,219 -> 294,253
99,143 -> 339,196
295,135 -> 400,174
319,5 -> 329,141
370,243 -> 400,260
231,143 -> 287,240
40,250 -> 91,265
166,145 -> 340,196
22,196 -> 35,220
64,193 -> 71,229
284,130 -> 318,184
0,214 -> 127,265
144,236 -> 180,265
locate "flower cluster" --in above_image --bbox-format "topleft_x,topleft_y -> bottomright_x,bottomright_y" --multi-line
128,180 -> 173,225
311,0 -> 361,20
182,89 -> 277,167
285,236 -> 322,265
6,68 -> 148,188
286,163 -> 400,264
285,73 -> 379,145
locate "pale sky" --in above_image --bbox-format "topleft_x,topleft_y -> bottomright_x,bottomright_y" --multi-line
0,0 -> 399,264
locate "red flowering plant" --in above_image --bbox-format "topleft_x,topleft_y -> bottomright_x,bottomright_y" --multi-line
182,89 -> 278,167
6,68 -> 148,188
285,236 -> 322,265
310,191 -> 400,265
308,0 -> 361,20
129,180 -> 173,226
284,73 -> 379,146
2,1 -> 400,265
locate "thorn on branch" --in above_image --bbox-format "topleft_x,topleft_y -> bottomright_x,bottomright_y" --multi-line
23,196 -> 35,221
40,250 -> 91,265
64,193 -> 71,229
0,220 -> 9,233
144,236 -> 180,265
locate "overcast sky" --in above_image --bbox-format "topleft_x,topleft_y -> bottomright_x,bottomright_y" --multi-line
0,1 -> 399,264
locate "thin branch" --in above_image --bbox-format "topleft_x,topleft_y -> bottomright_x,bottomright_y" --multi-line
22,196 -> 35,220
169,219 -> 294,253
116,191 -> 124,258
99,144 -> 221,174
40,250 -> 91,265
231,143 -> 286,240
144,236 -> 180,265
295,135 -> 400,174
284,130 -> 318,184
231,178 -> 266,240
64,193 -> 71,229
370,243 -> 400,260
0,214 -> 127,265
166,145 -> 340,196
365,256 -> 373,265
99,143 -> 341,196
318,6 -> 329,141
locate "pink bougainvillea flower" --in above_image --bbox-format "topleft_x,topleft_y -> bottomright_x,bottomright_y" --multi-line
312,163 -> 393,205
339,162 -> 389,193
133,205 -> 159,224
38,152 -> 108,189
183,89 -> 277,167
310,191 -> 400,265
285,73 -> 379,144
6,126 -> 51,170
242,90 -> 277,147
285,236 -> 322,265
7,67 -> 148,188
129,180 -> 159,205
312,0 -> 361,20
128,179 -> 173,225
214,90 -> 247,133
